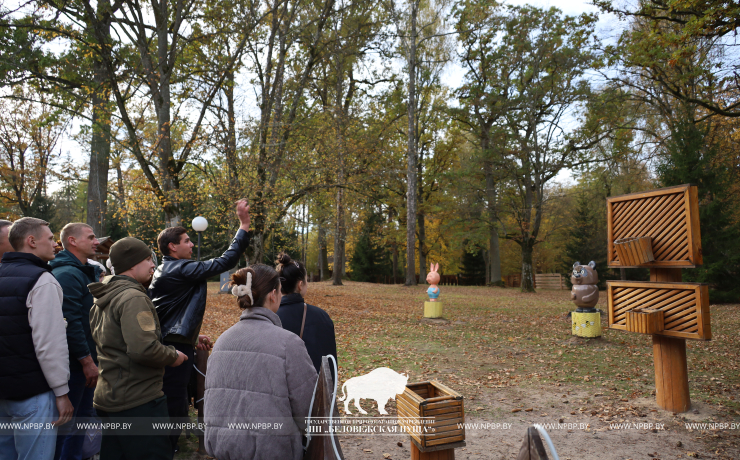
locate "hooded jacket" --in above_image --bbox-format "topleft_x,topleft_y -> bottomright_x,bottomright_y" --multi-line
148,229 -> 250,345
204,307 -> 317,460
89,275 -> 180,412
50,250 -> 99,371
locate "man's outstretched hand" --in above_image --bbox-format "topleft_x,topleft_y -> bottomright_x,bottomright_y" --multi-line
197,334 -> 213,351
236,199 -> 250,232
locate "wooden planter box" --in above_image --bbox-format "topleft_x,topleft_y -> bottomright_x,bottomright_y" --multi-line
626,309 -> 665,334
396,380 -> 465,449
614,236 -> 655,266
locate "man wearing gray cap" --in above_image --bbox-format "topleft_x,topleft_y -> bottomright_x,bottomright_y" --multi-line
89,237 -> 188,460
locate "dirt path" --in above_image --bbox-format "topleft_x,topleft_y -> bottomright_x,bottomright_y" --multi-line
180,281 -> 740,459
339,384 -> 731,460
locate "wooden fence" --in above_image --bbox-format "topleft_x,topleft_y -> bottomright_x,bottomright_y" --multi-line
535,273 -> 564,290
504,273 -> 564,290
309,272 -> 564,289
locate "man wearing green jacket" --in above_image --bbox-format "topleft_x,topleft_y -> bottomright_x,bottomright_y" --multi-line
50,223 -> 100,460
89,237 -> 187,460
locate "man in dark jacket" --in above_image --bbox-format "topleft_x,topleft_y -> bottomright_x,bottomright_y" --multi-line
50,223 -> 100,460
148,199 -> 251,452
0,217 -> 73,460
89,237 -> 187,460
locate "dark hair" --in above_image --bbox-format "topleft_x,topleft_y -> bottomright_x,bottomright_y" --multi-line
157,226 -> 188,256
275,252 -> 307,294
230,264 -> 281,309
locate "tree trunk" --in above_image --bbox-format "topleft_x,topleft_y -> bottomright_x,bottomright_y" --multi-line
418,212 -> 426,284
318,222 -> 328,280
489,229 -> 502,285
225,70 -> 239,191
158,90 -> 179,227
417,140 -> 426,284
483,159 -> 501,285
87,66 -> 111,236
148,1 -> 179,228
404,0 -> 418,286
114,157 -> 130,235
483,248 -> 490,285
86,14 -> 112,236
250,232 -> 264,266
392,244 -> 399,284
332,186 -> 345,286
520,240 -> 536,292
301,203 -> 308,263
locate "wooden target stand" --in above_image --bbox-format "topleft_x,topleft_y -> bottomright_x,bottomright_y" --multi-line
397,381 -> 466,460
606,185 -> 711,413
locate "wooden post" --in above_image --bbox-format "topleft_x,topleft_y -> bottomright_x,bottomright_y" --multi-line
195,349 -> 209,452
650,268 -> 690,412
650,268 -> 681,283
411,444 -> 455,460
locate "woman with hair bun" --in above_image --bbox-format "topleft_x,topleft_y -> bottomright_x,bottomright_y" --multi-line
275,252 -> 338,378
203,264 -> 317,460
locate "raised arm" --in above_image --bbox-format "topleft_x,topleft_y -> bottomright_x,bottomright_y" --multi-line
179,200 -> 251,281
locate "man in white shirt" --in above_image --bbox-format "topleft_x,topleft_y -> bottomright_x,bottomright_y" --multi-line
0,217 -> 74,460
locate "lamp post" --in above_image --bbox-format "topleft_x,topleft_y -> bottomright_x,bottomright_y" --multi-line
191,216 -> 208,261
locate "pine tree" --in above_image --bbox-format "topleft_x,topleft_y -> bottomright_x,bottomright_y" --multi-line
349,213 -> 392,282
657,119 -> 740,302
460,242 -> 486,286
560,193 -> 609,289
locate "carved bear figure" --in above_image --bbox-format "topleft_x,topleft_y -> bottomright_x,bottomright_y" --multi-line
571,261 -> 599,311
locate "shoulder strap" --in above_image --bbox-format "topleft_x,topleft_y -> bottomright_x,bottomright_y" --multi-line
299,303 -> 307,339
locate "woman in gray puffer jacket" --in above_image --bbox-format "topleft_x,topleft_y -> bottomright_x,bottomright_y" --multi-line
204,264 -> 318,460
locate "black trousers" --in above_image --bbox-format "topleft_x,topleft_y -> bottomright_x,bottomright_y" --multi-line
97,396 -> 172,460
162,341 -> 194,452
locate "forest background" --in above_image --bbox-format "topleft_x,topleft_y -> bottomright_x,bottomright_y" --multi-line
1,0 -> 739,301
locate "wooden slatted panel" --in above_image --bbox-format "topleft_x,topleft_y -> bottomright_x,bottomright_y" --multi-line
626,309 -> 664,334
607,281 -> 711,340
607,185 -> 702,268
400,381 -> 465,449
535,273 -> 563,290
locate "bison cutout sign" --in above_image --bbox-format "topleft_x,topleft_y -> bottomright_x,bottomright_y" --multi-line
338,367 -> 408,415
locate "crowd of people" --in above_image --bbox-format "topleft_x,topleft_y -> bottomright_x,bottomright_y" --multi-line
0,200 -> 338,460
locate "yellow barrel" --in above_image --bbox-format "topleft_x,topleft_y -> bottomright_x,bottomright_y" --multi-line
572,311 -> 601,338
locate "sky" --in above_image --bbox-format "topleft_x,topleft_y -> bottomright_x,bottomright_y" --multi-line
52,0 -> 620,188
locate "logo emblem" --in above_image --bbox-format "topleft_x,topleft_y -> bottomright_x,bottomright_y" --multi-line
338,367 -> 408,415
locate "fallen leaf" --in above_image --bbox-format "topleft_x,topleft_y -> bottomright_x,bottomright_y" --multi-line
383,454 -> 392,459
511,409 -> 521,413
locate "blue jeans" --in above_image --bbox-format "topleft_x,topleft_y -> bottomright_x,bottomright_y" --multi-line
0,390 -> 58,460
54,370 -> 95,460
